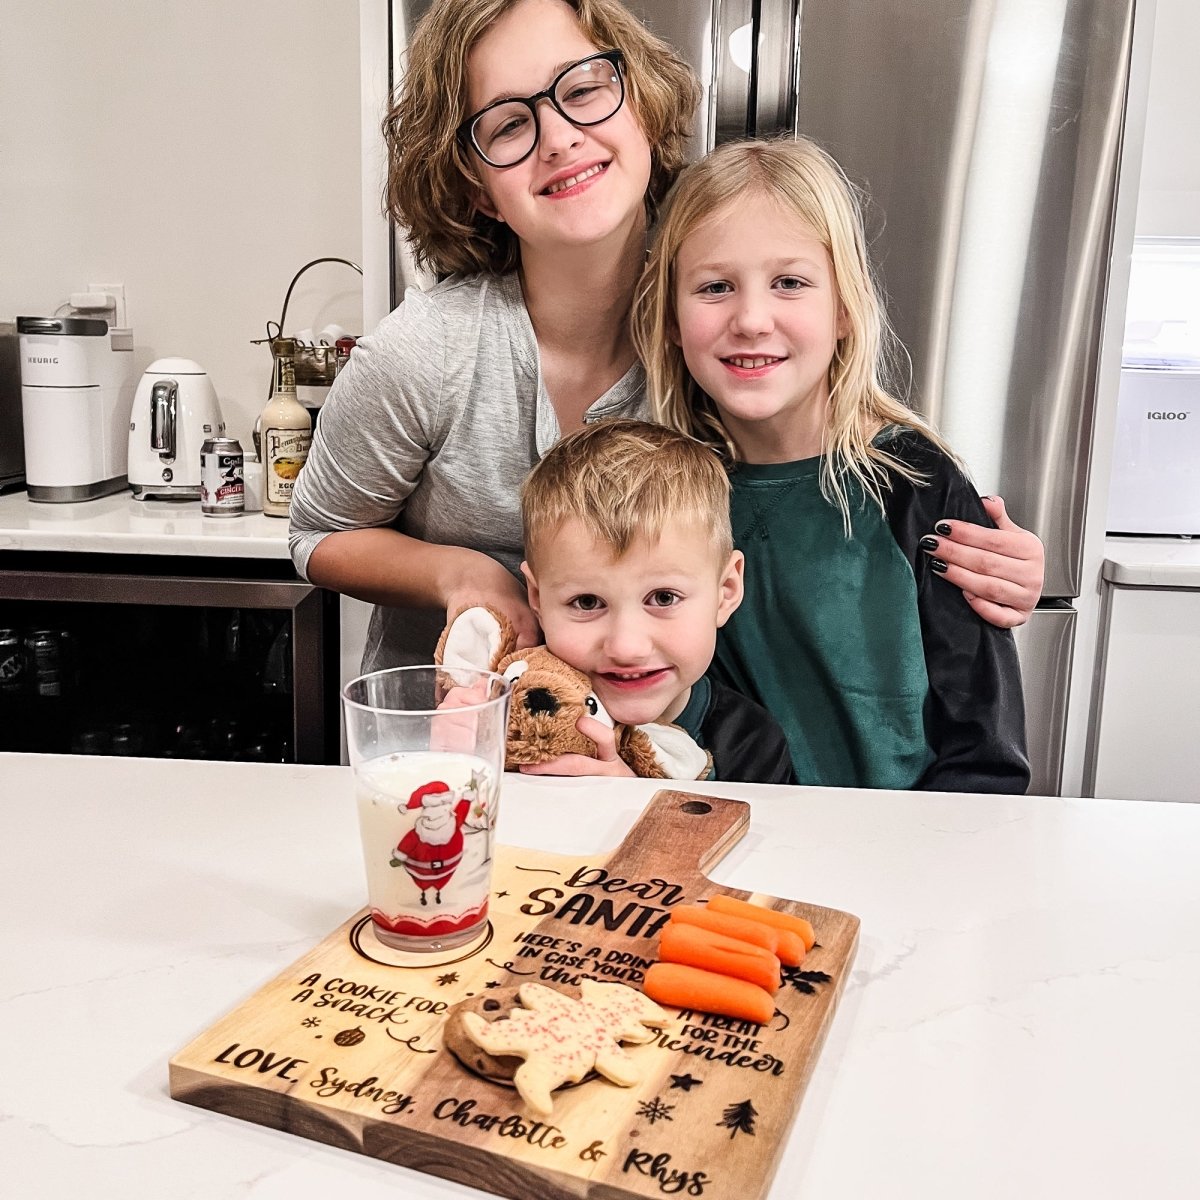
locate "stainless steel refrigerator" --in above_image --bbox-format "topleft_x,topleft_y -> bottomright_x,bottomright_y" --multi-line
377,0 -> 1151,794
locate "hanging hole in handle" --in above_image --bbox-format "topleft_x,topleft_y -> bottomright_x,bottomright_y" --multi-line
680,800 -> 712,815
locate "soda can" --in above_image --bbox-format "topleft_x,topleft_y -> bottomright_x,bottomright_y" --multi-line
0,629 -> 25,694
201,437 -> 245,517
24,630 -> 61,698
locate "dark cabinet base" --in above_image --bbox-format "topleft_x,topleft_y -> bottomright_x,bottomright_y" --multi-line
0,551 -> 339,764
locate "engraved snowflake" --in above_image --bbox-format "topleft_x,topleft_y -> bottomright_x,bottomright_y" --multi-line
436,972 -> 460,986
636,1096 -> 674,1125
301,1016 -> 320,1028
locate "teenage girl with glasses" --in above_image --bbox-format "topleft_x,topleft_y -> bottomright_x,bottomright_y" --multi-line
290,0 -> 1045,693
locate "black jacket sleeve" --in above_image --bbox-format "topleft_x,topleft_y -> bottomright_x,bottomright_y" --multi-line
703,681 -> 798,785
881,430 -> 1030,794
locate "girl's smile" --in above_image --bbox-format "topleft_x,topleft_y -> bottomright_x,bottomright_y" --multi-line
721,355 -> 788,378
540,160 -> 610,197
544,159 -> 609,194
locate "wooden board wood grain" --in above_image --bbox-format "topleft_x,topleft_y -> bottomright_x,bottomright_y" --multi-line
170,790 -> 859,1200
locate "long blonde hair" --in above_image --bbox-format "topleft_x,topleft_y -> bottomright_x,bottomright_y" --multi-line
383,0 -> 700,278
632,137 -> 959,531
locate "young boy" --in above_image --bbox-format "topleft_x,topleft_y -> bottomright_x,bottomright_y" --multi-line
517,419 -> 795,784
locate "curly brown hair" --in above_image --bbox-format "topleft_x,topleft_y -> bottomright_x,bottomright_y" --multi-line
383,0 -> 700,278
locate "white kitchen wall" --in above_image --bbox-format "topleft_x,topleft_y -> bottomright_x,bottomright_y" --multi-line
0,0 -> 363,449
1135,0 -> 1200,235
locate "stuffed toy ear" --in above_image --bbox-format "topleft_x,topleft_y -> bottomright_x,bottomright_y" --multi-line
621,723 -> 713,781
435,605 -> 518,673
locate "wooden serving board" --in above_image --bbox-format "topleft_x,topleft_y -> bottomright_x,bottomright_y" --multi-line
170,790 -> 859,1200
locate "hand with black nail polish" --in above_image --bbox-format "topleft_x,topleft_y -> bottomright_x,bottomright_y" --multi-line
918,496 -> 1045,629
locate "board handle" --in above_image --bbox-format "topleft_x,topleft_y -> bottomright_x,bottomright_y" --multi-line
604,789 -> 750,888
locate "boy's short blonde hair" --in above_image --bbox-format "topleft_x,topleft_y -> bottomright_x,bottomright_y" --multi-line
384,0 -> 701,278
522,419 -> 732,565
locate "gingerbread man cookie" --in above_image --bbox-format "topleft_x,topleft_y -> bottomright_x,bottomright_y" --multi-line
458,979 -> 669,1115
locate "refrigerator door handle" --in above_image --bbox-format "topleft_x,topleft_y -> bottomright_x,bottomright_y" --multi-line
712,0 -> 756,145
755,0 -> 800,137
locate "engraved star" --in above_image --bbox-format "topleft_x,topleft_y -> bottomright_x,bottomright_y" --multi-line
668,1072 -> 702,1091
435,972 -> 460,986
484,980 -> 501,989
495,890 -> 509,898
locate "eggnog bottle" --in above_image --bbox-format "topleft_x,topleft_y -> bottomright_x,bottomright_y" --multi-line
261,338 -> 312,517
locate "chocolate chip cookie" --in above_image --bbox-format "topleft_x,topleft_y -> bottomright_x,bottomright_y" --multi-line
442,984 -> 581,1086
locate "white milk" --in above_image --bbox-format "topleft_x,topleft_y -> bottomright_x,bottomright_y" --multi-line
355,751 -> 497,943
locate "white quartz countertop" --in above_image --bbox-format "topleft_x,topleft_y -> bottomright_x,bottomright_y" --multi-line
1103,534 -> 1200,586
3,493 -> 1196,585
0,472 -> 291,559
2,753 -> 1197,1199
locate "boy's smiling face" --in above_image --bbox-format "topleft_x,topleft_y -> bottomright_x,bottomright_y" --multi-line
522,516 -> 744,728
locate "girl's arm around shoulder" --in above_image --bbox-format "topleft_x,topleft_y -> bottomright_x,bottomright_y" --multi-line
881,431 -> 1031,794
927,496 -> 1045,628
887,430 -> 1045,628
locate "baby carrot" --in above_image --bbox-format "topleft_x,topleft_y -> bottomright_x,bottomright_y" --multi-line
669,905 -> 778,953
644,962 -> 776,1026
670,905 -> 806,967
658,921 -> 781,993
708,893 -> 817,953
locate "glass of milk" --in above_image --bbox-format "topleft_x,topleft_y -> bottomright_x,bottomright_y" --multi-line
342,666 -> 511,952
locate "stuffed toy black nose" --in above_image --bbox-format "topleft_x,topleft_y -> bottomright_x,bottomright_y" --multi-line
523,687 -> 559,716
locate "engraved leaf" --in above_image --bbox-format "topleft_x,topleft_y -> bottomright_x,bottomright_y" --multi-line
781,966 -> 833,995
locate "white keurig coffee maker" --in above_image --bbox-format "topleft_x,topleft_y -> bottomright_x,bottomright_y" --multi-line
17,315 -> 135,502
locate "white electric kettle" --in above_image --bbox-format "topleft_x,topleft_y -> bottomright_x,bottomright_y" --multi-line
128,358 -> 224,500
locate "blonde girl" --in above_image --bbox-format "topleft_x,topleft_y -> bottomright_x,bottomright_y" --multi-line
288,0 -> 1043,693
633,137 -> 1029,792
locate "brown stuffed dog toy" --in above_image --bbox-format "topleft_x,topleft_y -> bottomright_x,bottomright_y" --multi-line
434,606 -> 711,780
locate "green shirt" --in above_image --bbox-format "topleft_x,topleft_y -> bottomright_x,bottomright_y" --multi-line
712,428 -> 1030,794
715,453 -> 935,789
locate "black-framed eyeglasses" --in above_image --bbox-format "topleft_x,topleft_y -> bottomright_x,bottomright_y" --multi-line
458,50 -> 626,169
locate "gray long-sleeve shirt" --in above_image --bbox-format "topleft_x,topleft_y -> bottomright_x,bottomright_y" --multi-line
289,270 -> 649,673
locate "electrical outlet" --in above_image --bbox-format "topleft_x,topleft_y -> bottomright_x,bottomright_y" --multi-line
87,281 -> 127,328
